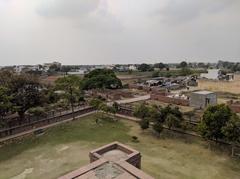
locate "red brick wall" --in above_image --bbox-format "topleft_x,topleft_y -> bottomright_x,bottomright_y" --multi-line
150,93 -> 189,106
227,101 -> 240,113
229,104 -> 240,113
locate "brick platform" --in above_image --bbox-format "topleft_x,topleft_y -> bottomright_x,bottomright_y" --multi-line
59,142 -> 154,179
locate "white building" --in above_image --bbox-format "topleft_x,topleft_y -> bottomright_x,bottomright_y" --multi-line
200,69 -> 220,80
129,65 -> 137,71
68,69 -> 87,75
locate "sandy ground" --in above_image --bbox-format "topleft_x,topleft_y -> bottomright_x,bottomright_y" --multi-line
196,74 -> 240,94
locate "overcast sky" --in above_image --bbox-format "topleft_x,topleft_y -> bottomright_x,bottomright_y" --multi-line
0,0 -> 240,65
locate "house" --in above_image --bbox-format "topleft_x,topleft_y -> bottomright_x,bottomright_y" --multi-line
200,69 -> 220,80
43,61 -> 61,72
68,69 -> 87,75
129,65 -> 137,71
14,65 -> 40,74
219,73 -> 234,81
14,65 -> 25,73
190,91 -> 217,109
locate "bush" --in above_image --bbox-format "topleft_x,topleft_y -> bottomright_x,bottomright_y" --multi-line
153,122 -> 163,137
131,136 -> 139,143
28,107 -> 47,118
139,118 -> 149,130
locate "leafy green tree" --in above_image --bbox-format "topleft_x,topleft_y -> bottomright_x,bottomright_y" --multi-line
198,104 -> 232,142
179,68 -> 193,76
55,75 -> 82,119
137,63 -> 153,72
154,63 -> 165,70
82,69 -> 122,90
10,74 -> 42,120
0,70 -> 14,86
165,114 -> 179,129
28,107 -> 47,119
112,102 -> 120,112
151,105 -> 183,130
60,66 -> 72,75
0,86 -> 12,125
222,114 -> 240,156
178,61 -> 188,68
89,98 -> 104,109
148,105 -> 162,122
133,103 -> 150,119
139,118 -> 149,130
153,121 -> 163,137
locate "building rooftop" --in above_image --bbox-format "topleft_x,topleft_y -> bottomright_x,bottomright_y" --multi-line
192,90 -> 215,95
59,142 -> 154,179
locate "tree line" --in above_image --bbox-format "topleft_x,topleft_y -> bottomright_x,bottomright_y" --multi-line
0,69 -> 122,127
133,103 -> 240,156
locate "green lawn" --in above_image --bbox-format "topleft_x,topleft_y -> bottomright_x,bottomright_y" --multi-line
0,114 -> 239,179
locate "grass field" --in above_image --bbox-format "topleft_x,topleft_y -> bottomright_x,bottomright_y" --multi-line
0,114 -> 239,179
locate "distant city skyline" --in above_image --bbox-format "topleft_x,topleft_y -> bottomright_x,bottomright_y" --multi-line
0,0 -> 240,66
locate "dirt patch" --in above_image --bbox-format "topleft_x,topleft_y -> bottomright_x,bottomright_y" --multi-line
11,168 -> 34,179
102,149 -> 128,162
196,75 -> 240,94
57,145 -> 69,153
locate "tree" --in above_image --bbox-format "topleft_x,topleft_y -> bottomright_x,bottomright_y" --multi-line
82,69 -> 122,90
0,86 -> 12,125
222,114 -> 240,156
137,63 -> 153,72
28,107 -> 47,119
10,74 -> 42,120
55,75 -> 82,119
153,121 -> 163,137
154,63 -> 165,70
60,66 -> 72,75
139,118 -> 149,130
179,61 -> 188,68
133,103 -> 150,119
112,102 -> 120,112
148,105 -> 162,122
179,68 -> 193,76
165,114 -> 179,129
153,105 -> 183,130
89,98 -> 104,109
48,64 -> 61,72
198,104 -> 232,142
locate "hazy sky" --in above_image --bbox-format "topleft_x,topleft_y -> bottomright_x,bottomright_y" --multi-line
0,0 -> 240,65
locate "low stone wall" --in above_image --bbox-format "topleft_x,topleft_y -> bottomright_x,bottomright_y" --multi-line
150,93 -> 189,106
89,142 -> 141,169
0,107 -> 94,139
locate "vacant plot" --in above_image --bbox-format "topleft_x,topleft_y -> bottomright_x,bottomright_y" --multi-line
196,75 -> 240,95
0,114 -> 239,179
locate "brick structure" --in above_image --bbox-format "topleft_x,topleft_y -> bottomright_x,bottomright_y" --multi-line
150,91 -> 189,106
59,142 -> 154,179
87,89 -> 133,100
190,91 -> 217,109
227,101 -> 240,113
